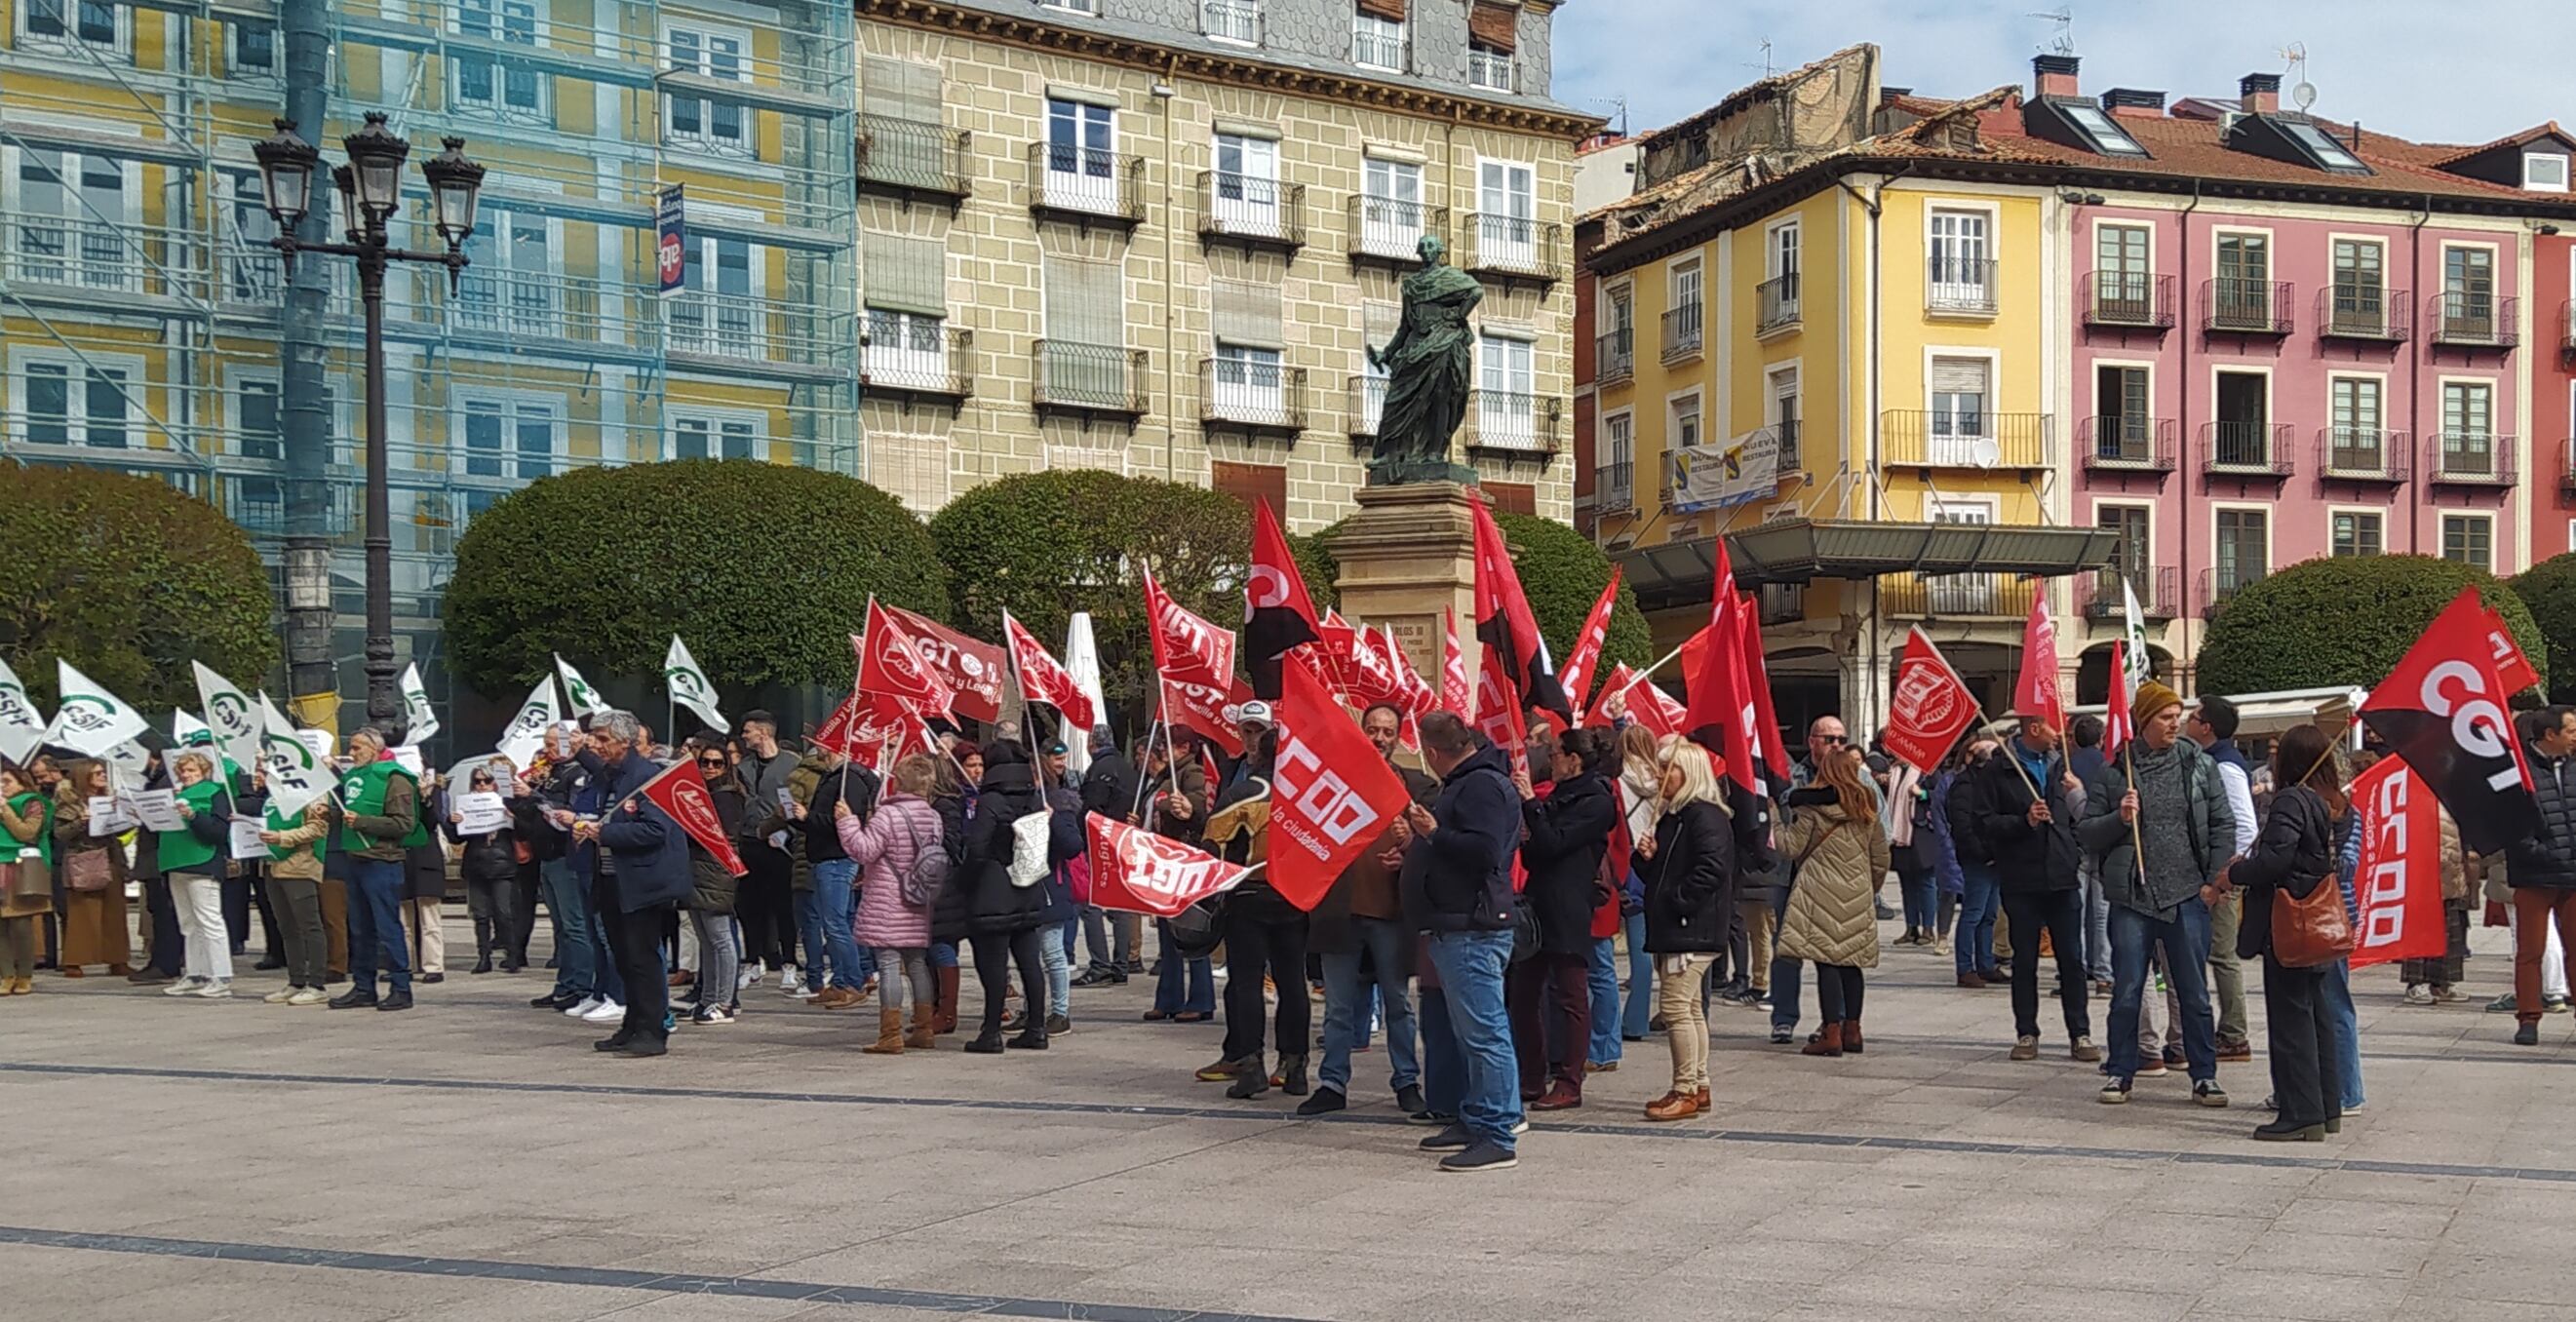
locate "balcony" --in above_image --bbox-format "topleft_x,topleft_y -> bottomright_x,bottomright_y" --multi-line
1461,214 -> 1562,286
1924,258 -> 1998,316
1879,410 -> 2052,469
1463,389 -> 1563,457
2203,278 -> 2294,335
2080,566 -> 2179,621
2430,292 -> 2518,350
2076,416 -> 2177,474
2081,270 -> 2174,330
2199,421 -> 2293,478
1756,273 -> 1801,334
1772,418 -> 1802,475
2562,300 -> 2576,363
1596,458 -> 1635,515
2315,287 -> 2408,343
1346,374 -> 1387,438
1025,142 -> 1145,228
1661,303 -> 1703,363
2201,566 -> 2264,619
2426,432 -> 2516,486
1347,195 -> 1444,265
1466,47 -> 1519,94
1200,0 -> 1260,44
1881,571 -> 2038,620
2562,441 -> 2576,499
1033,340 -> 1148,419
1595,328 -> 1633,386
1351,25 -> 1410,73
2315,427 -> 2407,484
1196,171 -> 1305,252
862,326 -> 973,404
856,114 -> 972,204
1199,358 -> 1308,437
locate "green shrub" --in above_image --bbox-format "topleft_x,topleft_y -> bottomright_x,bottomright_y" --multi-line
2511,553 -> 2576,704
2197,555 -> 2543,697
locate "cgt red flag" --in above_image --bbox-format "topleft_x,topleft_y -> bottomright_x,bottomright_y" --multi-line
2348,756 -> 2448,970
2013,594 -> 2066,730
1084,812 -> 1248,917
1270,653 -> 1413,911
1471,500 -> 1571,722
1559,568 -> 1622,719
1884,625 -> 1979,773
878,603 -> 1004,724
856,599 -> 956,718
1003,610 -> 1098,733
1439,607 -> 1472,717
1245,498 -> 1323,699
635,758 -> 747,876
2483,605 -> 2540,696
2360,587 -> 2539,856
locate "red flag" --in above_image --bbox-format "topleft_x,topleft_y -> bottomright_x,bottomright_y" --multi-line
2348,757 -> 2448,970
1144,569 -> 1238,687
1004,610 -> 1098,733
1269,653 -> 1413,911
856,599 -> 956,717
814,690 -> 924,770
1381,624 -> 1431,754
1439,606 -> 1472,717
2103,641 -> 2134,756
2359,587 -> 2539,855
1314,610 -> 1362,698
1682,609 -> 1757,790
1585,663 -> 1687,739
1470,501 -> 1571,720
1736,594 -> 1792,786
1340,621 -> 1409,711
635,758 -> 747,876
1246,499 -> 1323,699
878,603 -> 1005,724
2013,594 -> 2065,730
1084,812 -> 1247,917
1559,568 -> 1622,719
810,691 -> 863,758
1472,638 -> 1532,775
1162,672 -> 1251,758
1884,626 -> 1979,773
2484,605 -> 2540,696
1197,743 -> 1222,807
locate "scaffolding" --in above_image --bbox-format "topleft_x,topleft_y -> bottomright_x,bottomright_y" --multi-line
0,0 -> 858,741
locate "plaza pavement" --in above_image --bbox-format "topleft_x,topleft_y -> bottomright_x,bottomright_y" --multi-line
2,918 -> 2571,1322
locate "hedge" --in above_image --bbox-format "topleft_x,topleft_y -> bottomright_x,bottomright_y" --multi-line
2196,554 -> 2544,697
2511,553 -> 2576,704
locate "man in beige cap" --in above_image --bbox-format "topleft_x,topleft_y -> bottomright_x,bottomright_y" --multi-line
2077,680 -> 2236,1108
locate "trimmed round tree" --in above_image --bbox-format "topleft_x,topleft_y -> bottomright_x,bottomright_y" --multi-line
0,466 -> 278,711
444,459 -> 946,700
2196,554 -> 2544,698
2512,552 -> 2576,704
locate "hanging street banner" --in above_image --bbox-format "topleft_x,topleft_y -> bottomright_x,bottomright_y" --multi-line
1667,425 -> 1783,514
655,183 -> 686,296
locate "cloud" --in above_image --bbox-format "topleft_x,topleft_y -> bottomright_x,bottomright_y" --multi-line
1554,0 -> 2572,145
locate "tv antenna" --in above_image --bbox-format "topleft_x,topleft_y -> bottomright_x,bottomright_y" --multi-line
1744,38 -> 1776,79
2030,7 -> 2075,57
2278,42 -> 2315,113
1587,96 -> 1629,136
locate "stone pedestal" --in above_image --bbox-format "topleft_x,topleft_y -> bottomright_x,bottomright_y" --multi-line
1325,482 -> 1483,680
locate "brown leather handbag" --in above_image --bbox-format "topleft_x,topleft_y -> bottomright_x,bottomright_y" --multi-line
63,846 -> 114,893
2271,878 -> 2355,968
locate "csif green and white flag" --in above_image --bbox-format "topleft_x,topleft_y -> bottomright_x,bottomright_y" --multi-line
664,635 -> 728,734
255,691 -> 332,818
498,673 -> 563,771
555,654 -> 608,719
399,662 -> 440,744
0,656 -> 47,763
192,660 -> 261,777
40,659 -> 146,758
174,709 -> 211,745
2120,577 -> 2154,685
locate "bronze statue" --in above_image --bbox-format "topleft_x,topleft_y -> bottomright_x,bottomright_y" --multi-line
1364,235 -> 1482,484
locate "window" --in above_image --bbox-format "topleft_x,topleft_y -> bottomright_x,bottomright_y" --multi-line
1926,498 -> 1996,613
1358,156 -> 1425,258
230,19 -> 275,76
1476,334 -> 1537,447
865,308 -> 946,384
19,0 -> 126,56
2214,232 -> 2271,327
2329,238 -> 2386,333
2059,100 -> 2147,156
221,171 -> 281,302
1043,98 -> 1117,214
1040,0 -> 1096,11
2442,515 -> 2492,570
1040,253 -> 1129,406
1760,222 -> 1799,330
1665,257 -> 1703,354
2443,246 -> 2496,337
1211,460 -> 1289,513
2441,380 -> 2495,476
2331,510 -> 2383,559
667,24 -> 751,155
1475,159 -> 1536,269
1467,42 -> 1513,92
453,0 -> 546,124
16,358 -> 129,447
2098,505 -> 2150,590
2213,370 -> 2269,468
671,234 -> 758,358
1210,132 -> 1280,233
2280,118 -> 2369,174
10,145 -> 135,291
672,413 -> 759,461
1598,411 -> 1633,510
1928,356 -> 1991,463
1664,390 -> 1700,452
2214,509 -> 2268,599
1351,10 -> 1406,71
1926,210 -> 1992,312
1201,0 -> 1259,45
1768,365 -> 1801,471
1210,342 -> 1285,420
456,208 -> 555,335
2093,223 -> 2151,321
1597,285 -> 1632,378
459,398 -> 559,516
2327,376 -> 2385,471
2527,153 -> 2571,193
2094,365 -> 2150,461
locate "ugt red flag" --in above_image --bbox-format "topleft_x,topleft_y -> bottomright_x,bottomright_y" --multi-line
1003,610 -> 1098,733
1471,501 -> 1571,722
2013,594 -> 2066,730
1884,626 -> 1979,773
636,758 -> 747,876
1341,621 -> 1408,711
2348,756 -> 2447,970
1162,671 -> 1252,758
1559,568 -> 1622,719
1084,813 -> 1247,917
1270,653 -> 1413,911
813,690 -> 924,770
2483,605 -> 2540,696
1313,610 -> 1362,698
856,599 -> 956,718
2359,587 -> 2539,855
1245,498 -> 1323,700
1472,638 -> 1532,772
1439,606 -> 1472,717
1144,569 -> 1238,687
878,603 -> 1004,724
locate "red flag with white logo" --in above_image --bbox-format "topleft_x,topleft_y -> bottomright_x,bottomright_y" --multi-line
635,758 -> 747,876
1313,610 -> 1362,699
1004,610 -> 1098,733
1472,638 -> 1531,776
1439,606 -> 1472,718
1884,625 -> 1979,774
2482,604 -> 2540,696
856,599 -> 956,718
1270,652 -> 1413,911
1245,499 -> 1323,700
2103,641 -> 2134,757
813,690 -> 923,771
1161,672 -> 1251,758
1340,620 -> 1409,712
2348,756 -> 2447,970
878,603 -> 1004,724
2013,594 -> 2066,731
1559,568 -> 1622,719
1584,663 -> 1687,739
1084,812 -> 1248,917
1144,568 -> 1238,688
2359,587 -> 2539,855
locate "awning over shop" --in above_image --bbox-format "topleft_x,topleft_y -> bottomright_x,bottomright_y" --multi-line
1619,519 -> 2125,611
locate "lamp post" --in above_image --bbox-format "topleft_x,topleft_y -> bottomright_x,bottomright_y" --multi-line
253,112 -> 484,728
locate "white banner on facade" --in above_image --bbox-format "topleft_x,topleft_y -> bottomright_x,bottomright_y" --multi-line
1667,426 -> 1782,514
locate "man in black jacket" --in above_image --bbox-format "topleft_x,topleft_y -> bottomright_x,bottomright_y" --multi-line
580,711 -> 693,1058
1400,713 -> 1522,1173
1074,726 -> 1143,986
1975,717 -> 2098,1063
2506,705 -> 2576,1045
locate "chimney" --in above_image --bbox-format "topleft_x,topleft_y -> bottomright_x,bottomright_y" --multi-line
2102,88 -> 2166,118
1880,85 -> 1914,106
2033,54 -> 2080,99
2240,72 -> 2281,116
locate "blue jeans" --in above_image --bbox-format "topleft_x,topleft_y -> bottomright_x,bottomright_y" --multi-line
1620,911 -> 1653,1037
2107,900 -> 2217,1083
1419,984 -> 1462,1116
1425,929 -> 1522,1151
2324,959 -> 2364,1108
2082,857 -> 2114,983
929,939 -> 957,969
1586,935 -> 1622,1065
1319,915 -> 1419,1096
541,859 -> 598,999
1152,920 -> 1214,1014
806,860 -> 871,989
346,858 -> 411,996
1957,861 -> 2002,976
1900,863 -> 1936,936
1769,885 -> 1802,1031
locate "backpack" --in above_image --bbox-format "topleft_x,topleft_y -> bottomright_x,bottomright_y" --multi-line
898,808 -> 949,909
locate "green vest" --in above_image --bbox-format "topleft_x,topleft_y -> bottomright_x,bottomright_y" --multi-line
158,780 -> 223,874
264,802 -> 301,864
337,760 -> 430,852
6,792 -> 50,868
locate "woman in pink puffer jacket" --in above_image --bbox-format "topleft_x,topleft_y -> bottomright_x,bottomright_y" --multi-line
836,754 -> 944,1053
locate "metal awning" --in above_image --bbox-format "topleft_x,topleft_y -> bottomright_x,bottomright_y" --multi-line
1620,519 -> 2125,610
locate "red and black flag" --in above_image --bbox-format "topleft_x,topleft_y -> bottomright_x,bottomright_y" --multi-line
1245,498 -> 1323,700
2359,587 -> 2539,856
1470,500 -> 1571,724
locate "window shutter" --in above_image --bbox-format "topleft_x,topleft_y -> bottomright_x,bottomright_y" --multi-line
862,230 -> 946,317
1357,0 -> 1406,21
1043,255 -> 1123,346
1211,278 -> 1282,350
1467,1 -> 1516,53
1930,357 -> 1989,394
1211,461 -> 1288,514
1482,482 -> 1536,516
863,57 -> 941,125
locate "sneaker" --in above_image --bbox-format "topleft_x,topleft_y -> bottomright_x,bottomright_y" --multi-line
2215,1040 -> 2254,1064
1933,935 -> 1952,955
2486,992 -> 2519,1014
2402,984 -> 2437,1006
1417,1123 -> 1473,1151
2098,1078 -> 2131,1105
1437,1141 -> 1518,1173
2136,1056 -> 2170,1078
1754,993 -> 1775,1011
1073,968 -> 1121,989
693,1004 -> 737,1026
2432,986 -> 2467,1004
287,986 -> 329,1006
2010,1034 -> 2039,1061
564,994 -> 604,1018
2194,1080 -> 2230,1108
779,965 -> 804,997
582,998 -> 626,1023
1045,1013 -> 1071,1035
262,987 -> 297,1004
1295,1088 -> 1348,1116
1409,1108 -> 1456,1127
1873,901 -> 1897,920
2163,1044 -> 2187,1069
2548,994 -> 2572,1015
2070,1036 -> 2102,1063
2091,979 -> 2114,998
162,976 -> 209,997
1510,1117 -> 1531,1136
191,979 -> 233,999
2514,1022 -> 2540,1046
1769,1026 -> 1794,1045
738,961 -> 764,991
1394,1084 -> 1427,1116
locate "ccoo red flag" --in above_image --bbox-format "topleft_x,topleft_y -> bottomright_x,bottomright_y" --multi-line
2347,756 -> 2448,970
856,599 -> 956,718
1884,625 -> 1979,773
2013,594 -> 2066,730
1004,610 -> 1098,733
1269,653 -> 1414,911
636,758 -> 747,876
1084,812 -> 1247,917
1558,567 -> 1622,719
1438,607 -> 1472,717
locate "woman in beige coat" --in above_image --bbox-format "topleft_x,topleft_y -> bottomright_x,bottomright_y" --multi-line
256,787 -> 333,1005
48,759 -> 131,977
1778,747 -> 1891,1058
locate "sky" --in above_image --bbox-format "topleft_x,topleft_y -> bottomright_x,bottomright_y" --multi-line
1551,0 -> 2576,148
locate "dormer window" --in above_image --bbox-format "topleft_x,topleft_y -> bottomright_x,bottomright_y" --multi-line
2278,118 -> 2370,174
2030,97 -> 2148,158
2526,152 -> 2570,192
2227,114 -> 2372,176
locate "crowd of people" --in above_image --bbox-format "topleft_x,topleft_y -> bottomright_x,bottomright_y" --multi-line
5,680 -> 2574,1167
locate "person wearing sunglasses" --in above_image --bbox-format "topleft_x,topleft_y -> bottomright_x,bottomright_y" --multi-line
449,763 -> 524,975
682,744 -> 747,1025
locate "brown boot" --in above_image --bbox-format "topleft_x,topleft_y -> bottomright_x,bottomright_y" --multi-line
905,1008 -> 939,1050
934,966 -> 961,1033
1803,1024 -> 1845,1057
864,1007 -> 905,1055
1643,1091 -> 1698,1122
1843,1020 -> 1863,1055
